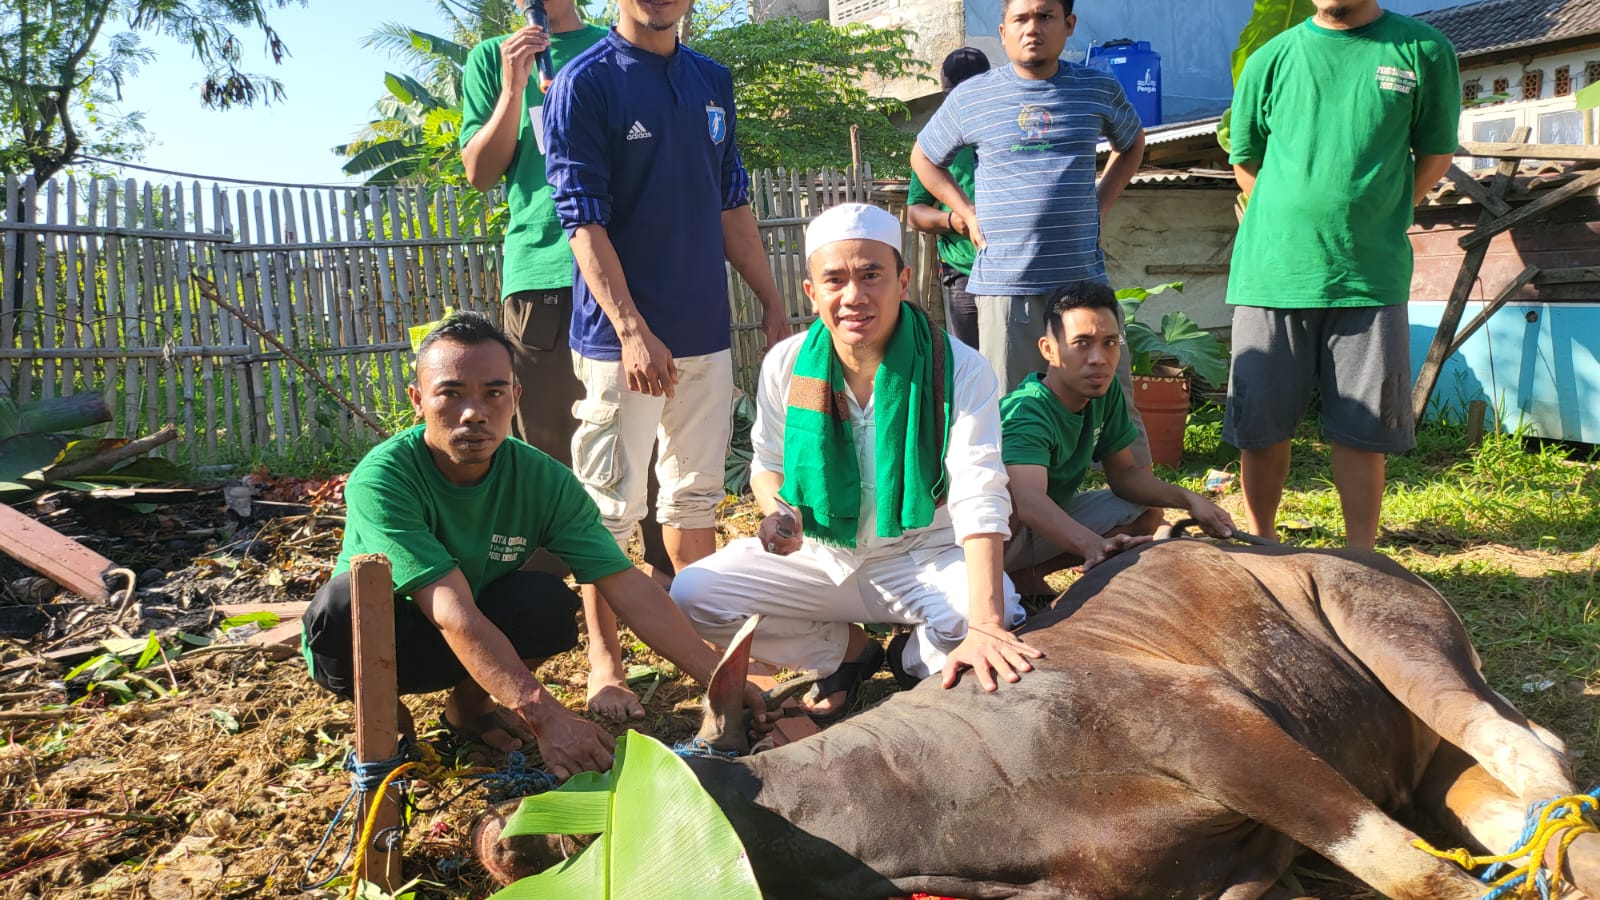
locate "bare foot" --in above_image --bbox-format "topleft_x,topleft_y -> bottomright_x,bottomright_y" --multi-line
444,693 -> 532,753
586,672 -> 645,720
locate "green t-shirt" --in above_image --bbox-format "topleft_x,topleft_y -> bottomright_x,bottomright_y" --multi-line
1227,13 -> 1460,309
460,26 -> 609,297
1000,372 -> 1138,511
332,425 -> 632,596
906,147 -> 977,275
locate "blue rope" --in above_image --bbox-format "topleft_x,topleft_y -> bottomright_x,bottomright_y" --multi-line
299,740 -> 414,890
1478,785 -> 1600,900
673,738 -> 740,760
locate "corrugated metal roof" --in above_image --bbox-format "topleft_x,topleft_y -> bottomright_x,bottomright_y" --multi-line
1416,0 -> 1600,57
1096,116 -> 1221,156
1129,168 -> 1236,186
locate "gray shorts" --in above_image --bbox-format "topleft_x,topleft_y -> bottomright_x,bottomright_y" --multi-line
1223,305 -> 1416,454
1004,489 -> 1148,573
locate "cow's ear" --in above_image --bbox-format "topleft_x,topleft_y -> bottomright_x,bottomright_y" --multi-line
696,615 -> 760,753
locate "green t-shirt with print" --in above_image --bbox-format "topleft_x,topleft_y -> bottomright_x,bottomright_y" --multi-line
1227,13 -> 1460,309
460,25 -> 608,297
332,425 -> 631,596
906,147 -> 977,275
1000,372 -> 1138,511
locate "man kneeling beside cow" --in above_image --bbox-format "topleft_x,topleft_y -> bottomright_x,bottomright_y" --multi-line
472,204 -> 1599,898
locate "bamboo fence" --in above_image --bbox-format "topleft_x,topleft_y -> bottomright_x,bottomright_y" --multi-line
0,165 -> 936,467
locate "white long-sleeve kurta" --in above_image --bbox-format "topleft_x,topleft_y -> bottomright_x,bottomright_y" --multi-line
749,331 -> 1014,583
670,330 -> 1023,680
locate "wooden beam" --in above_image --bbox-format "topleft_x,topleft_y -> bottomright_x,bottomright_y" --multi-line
1443,164 -> 1512,216
1145,264 -> 1230,275
0,503 -> 122,603
1458,141 -> 1600,163
1444,266 -> 1540,361
350,553 -> 402,893
1458,170 -> 1600,250
1412,127 -> 1529,423
1533,266 -> 1600,285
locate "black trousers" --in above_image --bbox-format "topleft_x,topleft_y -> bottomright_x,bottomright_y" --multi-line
302,569 -> 581,697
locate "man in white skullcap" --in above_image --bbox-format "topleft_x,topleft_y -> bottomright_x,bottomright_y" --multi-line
671,203 -> 1042,724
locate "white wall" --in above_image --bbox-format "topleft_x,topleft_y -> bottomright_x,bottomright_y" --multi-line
1455,47 -> 1600,169
1101,188 -> 1238,332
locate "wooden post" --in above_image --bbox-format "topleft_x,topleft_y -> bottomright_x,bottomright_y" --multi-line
1465,399 -> 1489,448
350,553 -> 402,893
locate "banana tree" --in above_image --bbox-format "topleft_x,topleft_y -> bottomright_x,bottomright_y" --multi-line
1217,0 -> 1314,153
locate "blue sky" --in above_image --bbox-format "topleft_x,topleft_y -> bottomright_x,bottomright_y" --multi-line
101,1 -> 459,187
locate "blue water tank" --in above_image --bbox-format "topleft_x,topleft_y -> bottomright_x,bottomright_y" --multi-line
1088,39 -> 1161,128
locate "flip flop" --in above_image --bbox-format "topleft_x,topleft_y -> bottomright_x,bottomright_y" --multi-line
885,631 -> 922,692
437,709 -> 528,753
803,639 -> 886,726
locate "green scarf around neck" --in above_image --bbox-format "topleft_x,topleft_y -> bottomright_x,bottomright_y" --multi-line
778,301 -> 954,548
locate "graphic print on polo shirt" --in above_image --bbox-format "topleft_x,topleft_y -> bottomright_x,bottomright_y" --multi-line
626,120 -> 653,141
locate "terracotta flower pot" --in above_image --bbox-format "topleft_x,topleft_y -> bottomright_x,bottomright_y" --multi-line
1130,367 -> 1190,468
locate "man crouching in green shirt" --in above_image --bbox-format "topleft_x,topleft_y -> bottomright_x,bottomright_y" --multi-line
1000,281 -> 1235,593
301,311 -> 767,781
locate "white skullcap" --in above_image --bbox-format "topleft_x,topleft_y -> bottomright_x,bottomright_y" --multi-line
804,203 -> 902,260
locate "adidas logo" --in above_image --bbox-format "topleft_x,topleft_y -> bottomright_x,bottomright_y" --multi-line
626,121 -> 652,141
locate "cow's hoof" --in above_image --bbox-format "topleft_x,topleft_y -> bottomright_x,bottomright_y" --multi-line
471,798 -> 575,886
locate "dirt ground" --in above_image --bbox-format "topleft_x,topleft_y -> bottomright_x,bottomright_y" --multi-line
0,479 -> 1593,900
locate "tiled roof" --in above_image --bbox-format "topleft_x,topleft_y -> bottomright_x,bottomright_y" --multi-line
1416,0 -> 1600,58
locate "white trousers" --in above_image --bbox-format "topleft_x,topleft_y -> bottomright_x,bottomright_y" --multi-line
670,536 -> 1024,681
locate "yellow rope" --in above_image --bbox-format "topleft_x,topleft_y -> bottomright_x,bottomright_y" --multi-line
343,743 -> 503,900
346,760 -> 417,900
1413,791 -> 1599,898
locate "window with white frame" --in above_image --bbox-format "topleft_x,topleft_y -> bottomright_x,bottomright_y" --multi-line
1459,96 -> 1599,170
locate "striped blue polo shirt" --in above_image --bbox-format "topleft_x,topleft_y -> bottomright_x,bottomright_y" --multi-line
544,30 -> 751,360
917,61 -> 1143,297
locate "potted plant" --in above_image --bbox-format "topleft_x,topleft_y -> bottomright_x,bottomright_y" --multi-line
1114,282 -> 1229,467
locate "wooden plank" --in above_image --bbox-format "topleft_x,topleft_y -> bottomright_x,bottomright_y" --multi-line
0,220 -> 234,242
61,176 -> 81,395
108,181 -> 135,434
1146,263 -> 1230,275
39,180 -> 59,401
214,600 -> 311,618
1465,399 -> 1488,447
156,186 -> 184,460
209,185 -> 240,455
1443,164 -> 1512,217
0,503 -> 122,602
138,181 -> 162,437
252,190 -> 288,446
181,183 -> 216,459
233,189 -> 269,445
1444,265 -> 1540,361
82,181 -> 104,403
17,178 -> 39,401
1412,126 -> 1529,422
349,553 -> 402,893
1457,170 -> 1600,250
269,190 -> 303,438
1533,266 -> 1600,285
1458,141 -> 1600,163
1,175 -> 16,397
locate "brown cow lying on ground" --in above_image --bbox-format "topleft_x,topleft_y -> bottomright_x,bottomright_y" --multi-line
480,539 -> 1599,899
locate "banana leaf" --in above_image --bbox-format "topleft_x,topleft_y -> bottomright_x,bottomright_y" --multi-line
1217,0 -> 1314,154
491,731 -> 760,900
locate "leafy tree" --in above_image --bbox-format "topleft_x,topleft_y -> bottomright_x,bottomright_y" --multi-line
694,17 -> 927,175
0,0 -> 307,182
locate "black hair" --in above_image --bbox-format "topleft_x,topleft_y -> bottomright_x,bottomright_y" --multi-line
1000,0 -> 1073,18
414,310 -> 517,374
1045,280 -> 1120,340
